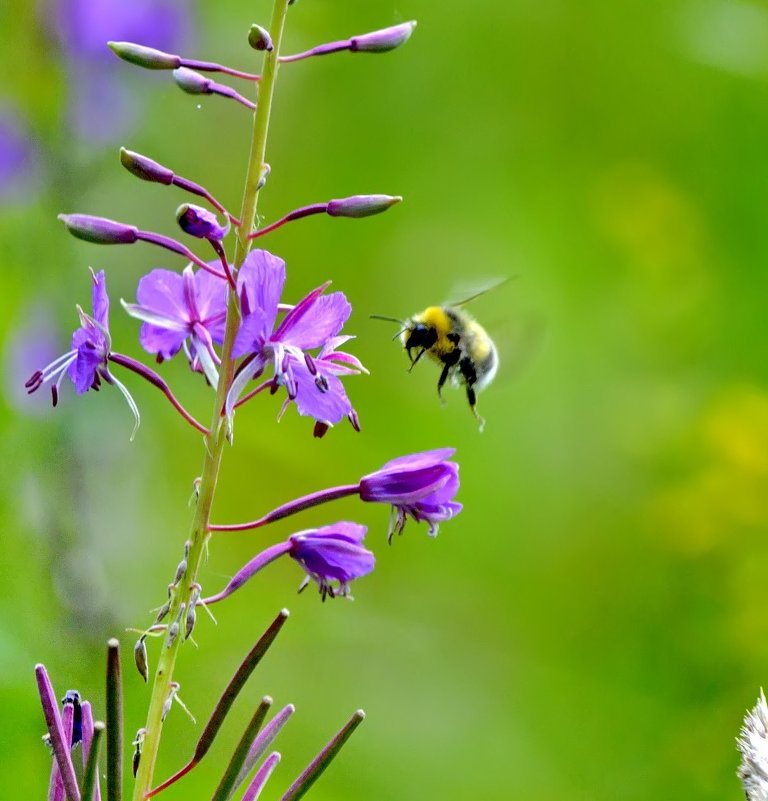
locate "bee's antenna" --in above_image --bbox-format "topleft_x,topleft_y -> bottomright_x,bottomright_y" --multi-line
370,314 -> 407,341
369,314 -> 404,324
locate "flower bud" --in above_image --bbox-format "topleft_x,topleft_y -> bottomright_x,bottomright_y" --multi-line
134,638 -> 148,683
349,21 -> 417,53
120,148 -> 174,185
58,214 -> 139,244
108,41 -> 181,70
326,194 -> 402,219
248,24 -> 273,52
173,67 -> 213,95
176,203 -> 228,240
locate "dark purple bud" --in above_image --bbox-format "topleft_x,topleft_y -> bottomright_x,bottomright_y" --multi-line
326,194 -> 402,218
59,213 -> 139,244
248,24 -> 273,52
120,148 -> 174,185
176,203 -> 228,240
173,67 -> 213,95
108,41 -> 181,70
132,729 -> 146,779
134,638 -> 149,683
350,21 -> 417,53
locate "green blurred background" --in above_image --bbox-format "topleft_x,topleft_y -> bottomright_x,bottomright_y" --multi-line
3,0 -> 768,798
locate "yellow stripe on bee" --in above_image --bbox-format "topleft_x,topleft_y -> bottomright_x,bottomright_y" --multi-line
413,307 -> 457,359
464,319 -> 493,361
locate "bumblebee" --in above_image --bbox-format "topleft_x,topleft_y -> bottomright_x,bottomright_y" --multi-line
373,285 -> 504,431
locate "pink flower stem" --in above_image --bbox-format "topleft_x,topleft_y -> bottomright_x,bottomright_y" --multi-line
108,353 -> 211,435
209,483 -> 360,532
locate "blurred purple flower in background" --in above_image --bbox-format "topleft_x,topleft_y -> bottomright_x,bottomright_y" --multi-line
0,106 -> 41,204
4,304 -> 60,414
49,0 -> 194,143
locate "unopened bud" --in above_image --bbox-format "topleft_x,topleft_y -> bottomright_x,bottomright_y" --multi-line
58,213 -> 139,244
257,162 -> 271,191
248,24 -> 273,52
108,41 -> 181,70
173,559 -> 187,584
134,638 -> 148,683
349,21 -> 417,53
173,67 -> 213,95
185,596 -> 198,640
326,194 -> 402,219
166,620 -> 180,649
176,203 -> 228,241
120,148 -> 174,185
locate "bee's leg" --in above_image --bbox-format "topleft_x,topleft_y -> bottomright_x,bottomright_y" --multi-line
466,385 -> 486,432
408,347 -> 427,372
436,363 -> 452,405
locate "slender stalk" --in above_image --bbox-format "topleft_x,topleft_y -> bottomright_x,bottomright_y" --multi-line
130,3 -> 290,798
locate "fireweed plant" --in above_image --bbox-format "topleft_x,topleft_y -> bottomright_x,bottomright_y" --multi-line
28,5 -> 464,801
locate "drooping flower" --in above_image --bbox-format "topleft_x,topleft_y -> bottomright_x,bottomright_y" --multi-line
226,249 -> 365,431
359,449 -> 462,540
25,269 -> 140,431
289,522 -> 375,600
201,522 -> 375,607
121,264 -> 228,387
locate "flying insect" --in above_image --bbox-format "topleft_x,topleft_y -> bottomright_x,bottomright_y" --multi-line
372,281 -> 507,431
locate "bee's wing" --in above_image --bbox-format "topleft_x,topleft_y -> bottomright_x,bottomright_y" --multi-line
446,276 -> 514,308
486,310 -> 548,387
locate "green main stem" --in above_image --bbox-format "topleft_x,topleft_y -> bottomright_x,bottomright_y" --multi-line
131,3 -> 290,799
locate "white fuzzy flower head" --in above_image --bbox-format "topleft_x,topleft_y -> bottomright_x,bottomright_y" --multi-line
738,690 -> 768,801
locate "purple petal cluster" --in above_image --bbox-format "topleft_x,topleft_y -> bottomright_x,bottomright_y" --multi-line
289,522 -> 375,600
359,449 -> 462,540
26,270 -> 111,401
122,265 -> 227,385
226,249 -> 364,430
26,270 -> 141,432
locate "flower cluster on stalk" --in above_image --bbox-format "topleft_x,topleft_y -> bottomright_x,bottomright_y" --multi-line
28,8 -> 468,800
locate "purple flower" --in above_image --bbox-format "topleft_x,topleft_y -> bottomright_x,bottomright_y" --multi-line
176,203 -> 228,241
202,522 -> 375,607
226,249 -> 365,431
25,270 -> 139,432
359,449 -> 462,540
122,265 -> 228,387
289,522 -> 375,600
